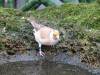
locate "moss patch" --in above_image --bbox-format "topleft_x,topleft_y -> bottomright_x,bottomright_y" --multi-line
0,3 -> 100,68
0,8 -> 35,53
31,3 -> 100,67
32,3 -> 100,29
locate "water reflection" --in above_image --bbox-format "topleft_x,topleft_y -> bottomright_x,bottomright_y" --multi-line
0,60 -> 93,75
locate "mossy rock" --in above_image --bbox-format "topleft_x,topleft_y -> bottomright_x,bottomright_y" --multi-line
0,8 -> 35,53
0,3 -> 100,67
30,3 -> 100,67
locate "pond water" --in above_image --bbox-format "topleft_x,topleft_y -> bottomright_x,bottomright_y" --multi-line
0,60 -> 93,75
0,51 -> 99,75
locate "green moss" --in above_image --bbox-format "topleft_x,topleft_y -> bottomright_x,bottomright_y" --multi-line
0,8 -> 26,32
0,8 -> 29,51
31,3 -> 100,66
32,3 -> 100,30
96,0 -> 100,4
0,3 -> 100,67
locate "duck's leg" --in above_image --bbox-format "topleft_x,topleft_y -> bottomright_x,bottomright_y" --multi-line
38,43 -> 45,56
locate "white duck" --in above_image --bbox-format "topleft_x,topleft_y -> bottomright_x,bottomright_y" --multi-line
27,17 -> 60,56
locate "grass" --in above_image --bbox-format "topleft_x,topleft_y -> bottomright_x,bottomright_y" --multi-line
24,3 -> 100,67
32,3 -> 100,30
0,3 -> 100,67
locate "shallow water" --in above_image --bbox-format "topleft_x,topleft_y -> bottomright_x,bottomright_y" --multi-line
0,60 -> 93,75
0,51 -> 99,75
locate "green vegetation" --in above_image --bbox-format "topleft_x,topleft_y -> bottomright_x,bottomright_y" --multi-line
31,3 -> 100,67
21,0 -> 40,11
0,8 -> 24,31
96,0 -> 100,4
0,3 -> 100,67
79,0 -> 95,3
32,3 -> 100,30
0,8 -> 33,53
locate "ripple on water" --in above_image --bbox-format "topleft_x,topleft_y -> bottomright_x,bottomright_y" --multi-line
0,60 -> 93,75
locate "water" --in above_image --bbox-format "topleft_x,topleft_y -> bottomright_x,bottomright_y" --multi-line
0,60 -> 93,75
0,51 -> 98,75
